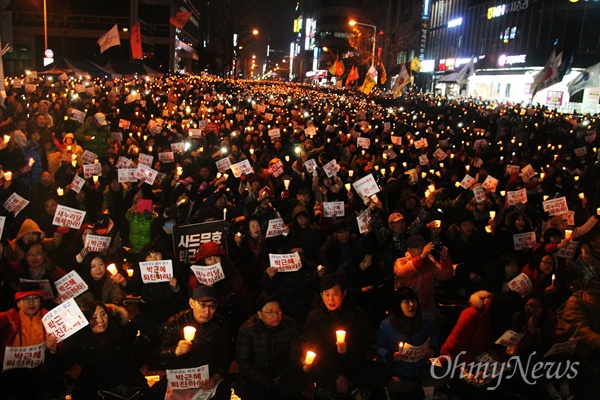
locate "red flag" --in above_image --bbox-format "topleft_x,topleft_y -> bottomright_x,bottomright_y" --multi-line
170,11 -> 192,30
130,22 -> 143,60
336,60 -> 345,76
345,66 -> 359,87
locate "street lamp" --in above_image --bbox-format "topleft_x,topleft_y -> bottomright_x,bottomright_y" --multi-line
349,19 -> 376,67
233,28 -> 259,79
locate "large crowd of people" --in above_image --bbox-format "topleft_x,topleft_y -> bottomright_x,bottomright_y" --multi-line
0,72 -> 599,400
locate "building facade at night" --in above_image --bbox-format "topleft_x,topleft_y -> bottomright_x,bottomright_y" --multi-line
422,0 -> 600,106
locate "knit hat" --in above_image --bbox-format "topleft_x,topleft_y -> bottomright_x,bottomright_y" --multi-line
195,241 -> 226,262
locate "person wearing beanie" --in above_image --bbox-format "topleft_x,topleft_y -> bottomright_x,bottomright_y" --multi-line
153,284 -> 234,400
0,282 -> 63,398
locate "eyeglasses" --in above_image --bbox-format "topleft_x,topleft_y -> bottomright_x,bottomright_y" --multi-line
26,251 -> 44,257
19,296 -> 41,303
261,309 -> 282,317
195,300 -> 218,310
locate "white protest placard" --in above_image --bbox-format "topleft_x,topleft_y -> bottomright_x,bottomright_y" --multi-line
70,175 -> 85,194
190,263 -> 225,286
352,174 -> 380,200
110,131 -> 123,142
81,150 -> 98,164
495,330 -> 525,347
507,188 -> 528,205
561,211 -> 575,227
473,139 -> 487,150
323,201 -> 345,217
357,208 -> 372,234
118,168 -> 137,183
138,153 -> 153,167
433,148 -> 447,161
543,197 -> 569,216
304,158 -> 318,174
84,234 -> 111,254
326,124 -> 335,132
357,137 -> 371,149
118,119 -> 131,130
383,149 -> 397,159
18,279 -> 54,299
116,156 -> 134,169
215,157 -> 232,173
323,159 -> 339,178
171,142 -> 185,153
3,343 -> 46,371
3,193 -> 30,216
419,154 -> 429,165
473,186 -> 487,203
508,273 -> 533,297
55,270 -> 88,300
42,298 -> 89,342
266,218 -> 287,238
24,83 -> 37,93
268,128 -> 281,139
399,337 -> 430,363
304,126 -> 317,138
70,109 -> 86,124
506,164 -> 520,174
269,252 -> 302,272
574,146 -> 587,157
167,365 -> 209,391
230,160 -> 253,178
139,260 -> 174,283
136,164 -> 158,185
460,174 -> 475,189
544,340 -> 577,357
513,231 -> 537,251
383,122 -> 391,132
558,240 -> 579,259
414,138 -> 428,149
481,175 -> 499,192
82,163 -> 101,179
52,205 -> 86,229
158,152 -> 175,163
520,164 -> 535,181
188,128 -> 202,139
391,136 -> 402,146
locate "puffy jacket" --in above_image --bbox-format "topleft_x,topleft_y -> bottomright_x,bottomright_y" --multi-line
74,116 -> 109,158
236,314 -> 301,387
126,210 -> 156,251
0,307 -> 49,362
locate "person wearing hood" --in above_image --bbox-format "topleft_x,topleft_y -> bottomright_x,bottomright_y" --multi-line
7,218 -> 66,262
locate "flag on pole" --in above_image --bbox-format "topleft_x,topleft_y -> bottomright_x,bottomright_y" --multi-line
130,22 -> 143,60
530,50 -> 562,97
170,11 -> 193,30
328,62 -> 337,76
336,60 -> 345,76
410,56 -> 421,73
359,72 -> 376,95
567,62 -> 600,98
345,66 -> 360,87
391,64 -> 410,98
97,24 -> 120,54
455,57 -> 475,86
379,60 -> 387,85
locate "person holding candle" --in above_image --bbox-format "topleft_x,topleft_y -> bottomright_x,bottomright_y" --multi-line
236,293 -> 308,400
125,186 -> 158,252
76,252 -> 125,306
74,112 -> 110,159
45,300 -> 148,399
375,286 -> 445,399
153,285 -> 234,400
304,273 -> 389,399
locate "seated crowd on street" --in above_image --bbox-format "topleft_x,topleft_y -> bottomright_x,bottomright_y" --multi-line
0,73 -> 600,400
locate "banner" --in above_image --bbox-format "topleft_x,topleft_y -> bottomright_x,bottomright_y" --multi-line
173,220 -> 227,264
130,21 -> 143,59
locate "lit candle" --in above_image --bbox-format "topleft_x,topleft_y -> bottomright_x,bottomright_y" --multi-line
283,179 -> 290,190
500,191 -> 506,197
390,166 -> 396,173
335,330 -> 346,344
597,207 -> 600,215
176,166 -> 183,176
94,159 -> 99,164
578,193 -> 585,200
434,220 -> 441,228
348,170 -> 354,178
489,211 -> 496,220
421,172 -> 427,179
249,148 -> 254,155
381,168 -> 386,177
543,195 -> 549,201
402,162 -> 407,168
72,160 -> 77,168
93,175 -> 99,183
67,145 -> 72,151
3,171 -> 12,181
485,225 -> 493,233
371,194 -> 379,204
57,187 -> 64,196
183,326 -> 197,341
425,190 -> 430,198
539,172 -> 545,180
304,351 -> 316,365
223,208 -> 227,220
428,184 -> 435,193
28,158 -> 35,167
399,342 -> 405,353
107,263 -> 118,276
127,269 -> 134,278
345,183 -> 351,192
551,274 -> 556,286
465,165 -> 470,172
216,172 -> 222,179
565,229 -> 573,239
3,135 -> 10,144
285,155 -> 290,162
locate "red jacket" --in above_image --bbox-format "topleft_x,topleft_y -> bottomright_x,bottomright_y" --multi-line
0,307 -> 49,363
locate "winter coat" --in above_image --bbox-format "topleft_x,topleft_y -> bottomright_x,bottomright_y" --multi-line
0,307 -> 49,362
7,218 -> 63,262
74,116 -> 109,158
556,290 -> 600,356
125,210 -> 156,251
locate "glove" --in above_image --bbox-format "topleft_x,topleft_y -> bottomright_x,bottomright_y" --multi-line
56,226 -> 70,234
